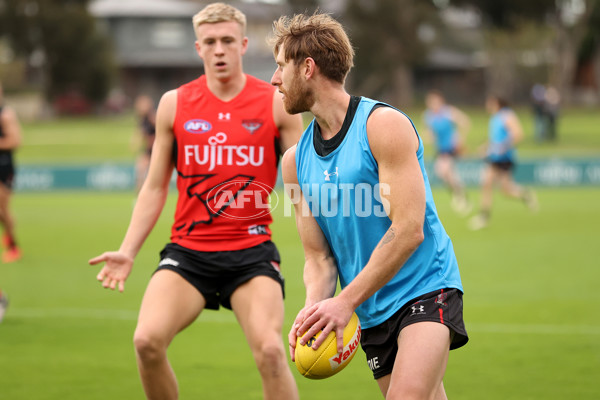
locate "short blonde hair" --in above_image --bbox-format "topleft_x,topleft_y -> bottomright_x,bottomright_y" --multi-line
192,2 -> 247,34
270,12 -> 354,84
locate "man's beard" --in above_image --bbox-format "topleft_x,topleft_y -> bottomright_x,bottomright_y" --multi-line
283,74 -> 315,115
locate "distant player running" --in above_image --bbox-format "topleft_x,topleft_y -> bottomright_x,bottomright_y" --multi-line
0,82 -> 22,263
423,90 -> 471,214
468,95 -> 538,230
89,4 -> 302,399
132,95 -> 156,191
271,13 -> 468,399
0,288 -> 8,323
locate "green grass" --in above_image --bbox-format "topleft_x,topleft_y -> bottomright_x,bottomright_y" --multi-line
3,109 -> 599,398
18,106 -> 600,165
1,188 -> 599,399
19,114 -> 136,164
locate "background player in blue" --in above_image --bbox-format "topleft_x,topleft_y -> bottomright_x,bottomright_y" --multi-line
270,13 -> 468,399
468,95 -> 538,230
423,90 -> 471,214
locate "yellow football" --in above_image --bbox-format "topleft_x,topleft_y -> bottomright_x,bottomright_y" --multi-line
294,312 -> 361,379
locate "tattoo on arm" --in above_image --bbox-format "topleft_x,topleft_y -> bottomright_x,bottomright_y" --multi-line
378,227 -> 396,249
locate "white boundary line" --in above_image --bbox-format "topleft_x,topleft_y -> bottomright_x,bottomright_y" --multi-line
7,308 -> 600,335
466,322 -> 600,336
11,307 -> 237,324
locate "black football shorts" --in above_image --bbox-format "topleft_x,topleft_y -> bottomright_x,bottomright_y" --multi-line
360,288 -> 468,379
155,241 -> 284,310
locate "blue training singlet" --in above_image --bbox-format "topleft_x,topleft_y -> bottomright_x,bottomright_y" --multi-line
424,106 -> 457,153
295,97 -> 463,329
487,108 -> 516,162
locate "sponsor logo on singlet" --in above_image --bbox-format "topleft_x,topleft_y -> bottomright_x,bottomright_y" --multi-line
183,132 -> 265,172
184,119 -> 212,134
242,119 -> 263,134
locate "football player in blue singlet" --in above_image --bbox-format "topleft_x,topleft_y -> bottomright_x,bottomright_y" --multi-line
270,13 -> 468,399
468,95 -> 538,230
423,90 -> 471,214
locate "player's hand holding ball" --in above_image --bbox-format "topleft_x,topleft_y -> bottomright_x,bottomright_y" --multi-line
290,299 -> 361,379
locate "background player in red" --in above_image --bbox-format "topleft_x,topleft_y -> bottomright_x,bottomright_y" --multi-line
89,3 -> 302,399
132,94 -> 156,192
0,82 -> 22,263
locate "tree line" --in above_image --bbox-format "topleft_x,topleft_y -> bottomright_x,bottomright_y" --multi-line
0,0 -> 598,111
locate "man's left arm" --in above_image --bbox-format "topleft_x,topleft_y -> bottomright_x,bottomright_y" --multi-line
296,107 -> 426,353
272,91 -> 303,153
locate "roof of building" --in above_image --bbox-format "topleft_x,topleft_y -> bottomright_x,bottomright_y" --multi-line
90,0 -> 199,17
90,0 -> 286,19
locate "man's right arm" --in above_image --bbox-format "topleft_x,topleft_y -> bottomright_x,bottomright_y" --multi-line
88,90 -> 177,292
282,146 -> 338,360
450,106 -> 470,151
505,111 -> 524,145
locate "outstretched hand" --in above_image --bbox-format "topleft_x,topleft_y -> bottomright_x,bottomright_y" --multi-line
88,251 -> 134,293
290,297 -> 354,360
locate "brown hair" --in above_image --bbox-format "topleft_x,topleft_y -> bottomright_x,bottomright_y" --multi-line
270,12 -> 354,84
192,3 -> 246,35
426,89 -> 445,100
488,94 -> 510,109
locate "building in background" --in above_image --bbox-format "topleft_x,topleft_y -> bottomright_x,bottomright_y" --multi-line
90,0 -> 288,103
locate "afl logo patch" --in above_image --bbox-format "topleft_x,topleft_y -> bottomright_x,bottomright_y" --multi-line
184,119 -> 212,134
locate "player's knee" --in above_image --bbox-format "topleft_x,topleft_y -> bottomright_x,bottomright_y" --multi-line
254,340 -> 286,373
133,328 -> 167,362
387,380 -> 438,400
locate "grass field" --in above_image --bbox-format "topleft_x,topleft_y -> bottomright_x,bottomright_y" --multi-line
17,106 -> 600,164
0,187 -> 599,399
1,106 -> 598,399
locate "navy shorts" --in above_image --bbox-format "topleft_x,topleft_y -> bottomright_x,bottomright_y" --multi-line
0,164 -> 15,190
487,159 -> 515,171
360,288 -> 468,379
437,149 -> 458,158
155,241 -> 284,310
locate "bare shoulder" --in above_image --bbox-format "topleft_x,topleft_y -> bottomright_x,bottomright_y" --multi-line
281,145 -> 298,171
505,109 -> 519,121
158,90 -> 177,111
156,90 -> 178,128
0,105 -> 18,122
449,105 -> 465,117
367,106 -> 419,160
281,144 -> 298,184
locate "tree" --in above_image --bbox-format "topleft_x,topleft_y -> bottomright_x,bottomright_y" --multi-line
550,0 -> 598,103
573,0 -> 600,98
450,0 -> 597,103
287,0 -> 319,14
0,0 -> 115,108
343,0 -> 438,107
